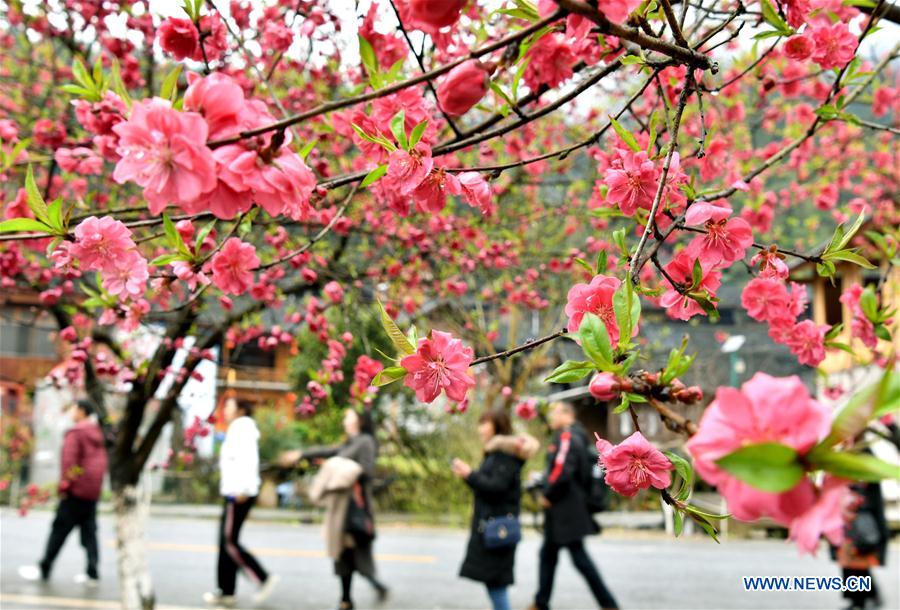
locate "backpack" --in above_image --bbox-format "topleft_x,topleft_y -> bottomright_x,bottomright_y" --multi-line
583,442 -> 609,514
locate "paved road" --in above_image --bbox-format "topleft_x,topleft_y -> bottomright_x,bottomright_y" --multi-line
1,508 -> 897,610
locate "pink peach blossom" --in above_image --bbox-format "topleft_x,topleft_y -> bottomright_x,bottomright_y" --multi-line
112,98 -> 216,214
565,274 -> 622,342
788,476 -> 849,555
208,238 -> 260,296
604,149 -> 658,216
400,330 -> 474,403
686,373 -> 832,524
595,431 -> 673,497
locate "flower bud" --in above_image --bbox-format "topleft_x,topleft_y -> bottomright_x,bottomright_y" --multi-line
437,60 -> 490,117
408,0 -> 467,31
589,372 -> 621,401
157,18 -> 200,61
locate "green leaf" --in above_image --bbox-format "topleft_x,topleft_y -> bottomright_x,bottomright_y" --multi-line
620,54 -> 645,65
673,510 -> 684,536
372,366 -> 407,387
408,120 -> 428,149
193,219 -> 217,257
390,110 -> 408,150
759,0 -> 793,35
835,212 -> 867,251
0,217 -> 53,234
24,165 -> 50,225
544,360 -> 595,383
613,394 -> 631,413
692,513 -> 722,543
150,253 -> 183,266
72,57 -> 92,88
613,280 -> 640,350
377,300 -> 416,356
578,313 -> 615,370
596,250 -> 608,274
358,35 -> 379,76
162,213 -> 190,256
691,258 -> 703,289
822,249 -> 876,269
160,64 -> 183,102
715,442 -> 805,493
360,164 -> 388,188
859,286 -> 879,322
810,450 -> 899,482
573,258 -> 594,274
609,116 -> 641,152
46,198 -> 64,233
110,59 -> 132,107
298,138 -> 317,160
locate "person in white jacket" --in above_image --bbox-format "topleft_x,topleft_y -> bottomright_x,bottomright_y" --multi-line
203,399 -> 279,608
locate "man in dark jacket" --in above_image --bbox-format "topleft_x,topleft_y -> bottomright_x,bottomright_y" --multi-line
19,399 -> 108,584
530,401 -> 619,610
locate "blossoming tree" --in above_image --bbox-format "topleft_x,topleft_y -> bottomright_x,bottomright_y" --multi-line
1,0 -> 898,607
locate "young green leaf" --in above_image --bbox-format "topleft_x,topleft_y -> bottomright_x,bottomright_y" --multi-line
372,366 -> 408,387
715,442 -> 804,493
377,299 -> 416,356
544,360 -> 596,383
360,164 -> 388,188
609,116 -> 641,152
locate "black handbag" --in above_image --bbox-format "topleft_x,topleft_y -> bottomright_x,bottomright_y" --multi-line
481,514 -> 521,550
345,481 -> 375,543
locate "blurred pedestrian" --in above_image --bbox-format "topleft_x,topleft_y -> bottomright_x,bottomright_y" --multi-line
19,399 -> 107,585
203,399 -> 279,608
452,407 -> 539,610
529,401 -> 619,610
281,408 -> 388,610
832,422 -> 896,610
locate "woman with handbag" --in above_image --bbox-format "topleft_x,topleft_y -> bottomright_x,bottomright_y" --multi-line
281,408 -> 388,610
452,408 -> 539,610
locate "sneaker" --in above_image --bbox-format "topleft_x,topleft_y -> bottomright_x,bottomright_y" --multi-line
253,574 -> 281,605
18,565 -> 47,582
74,573 -> 100,587
202,591 -> 236,608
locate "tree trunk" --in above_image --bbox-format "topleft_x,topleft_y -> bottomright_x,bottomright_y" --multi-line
113,483 -> 155,610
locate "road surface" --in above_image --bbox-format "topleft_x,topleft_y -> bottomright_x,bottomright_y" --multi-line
1,508 -> 897,609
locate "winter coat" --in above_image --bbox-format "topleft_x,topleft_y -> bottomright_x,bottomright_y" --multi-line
308,456 -> 364,560
459,434 -> 539,587
304,434 -> 378,577
834,481 -> 890,567
542,424 -> 598,545
219,416 -> 261,498
60,420 -> 107,501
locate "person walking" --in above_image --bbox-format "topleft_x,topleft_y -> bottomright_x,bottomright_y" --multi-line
452,408 -> 539,610
281,408 -> 388,610
203,399 -> 279,608
529,401 -> 619,610
833,422 -> 896,610
19,399 -> 107,585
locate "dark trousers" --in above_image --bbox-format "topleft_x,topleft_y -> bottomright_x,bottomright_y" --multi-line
40,496 -> 99,579
535,538 -> 619,610
217,497 -> 268,595
842,567 -> 880,607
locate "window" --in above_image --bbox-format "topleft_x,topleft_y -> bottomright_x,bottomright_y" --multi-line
823,280 -> 843,327
0,307 -> 57,357
227,342 -> 276,368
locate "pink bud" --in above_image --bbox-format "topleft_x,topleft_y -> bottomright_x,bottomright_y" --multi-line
589,372 -> 621,401
437,60 -> 490,117
408,0 -> 467,30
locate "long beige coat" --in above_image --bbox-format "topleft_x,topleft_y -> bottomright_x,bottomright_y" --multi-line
308,456 -> 363,559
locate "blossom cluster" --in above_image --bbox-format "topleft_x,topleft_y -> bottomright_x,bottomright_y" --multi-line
112,72 -> 316,221
686,373 -> 848,554
741,254 -> 828,367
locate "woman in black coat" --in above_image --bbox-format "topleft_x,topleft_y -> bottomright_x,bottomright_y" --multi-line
452,408 -> 539,610
833,426 -> 896,610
